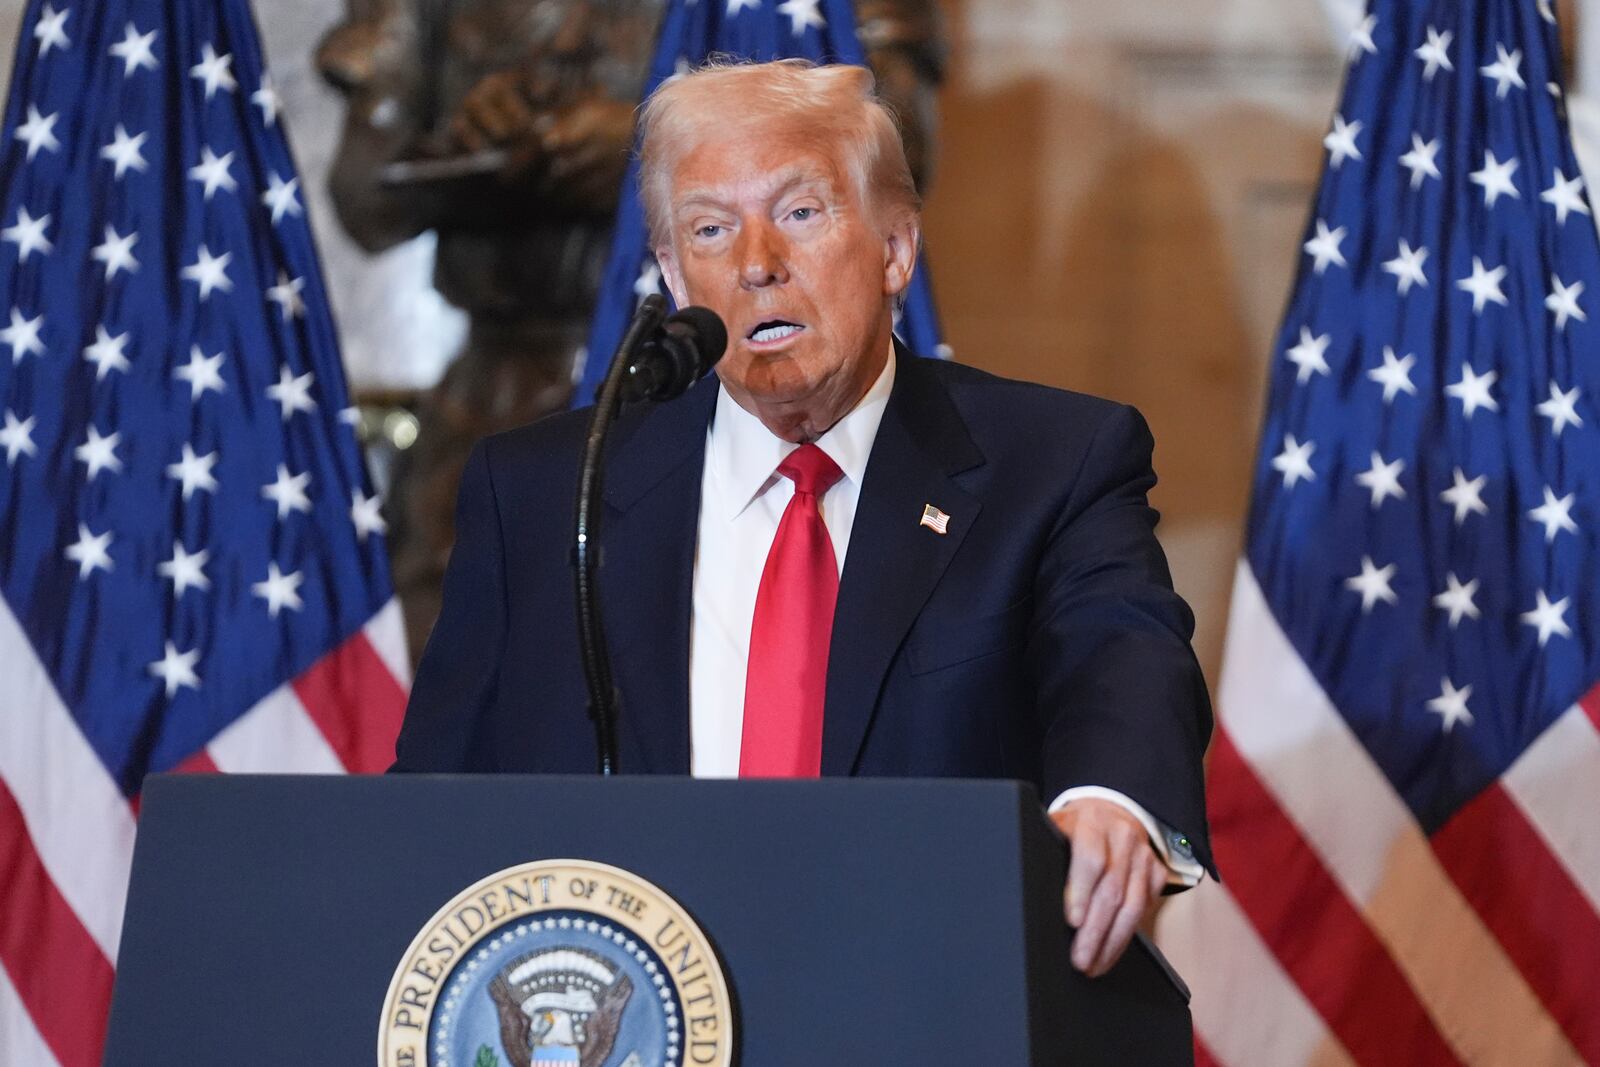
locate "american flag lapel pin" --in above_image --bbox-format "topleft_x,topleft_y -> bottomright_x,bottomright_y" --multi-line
920,504 -> 951,535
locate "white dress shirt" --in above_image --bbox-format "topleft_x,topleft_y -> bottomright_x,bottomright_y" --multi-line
687,346 -> 1201,886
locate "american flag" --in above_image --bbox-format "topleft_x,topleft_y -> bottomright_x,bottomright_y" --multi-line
0,2 -> 409,1064
1155,0 -> 1600,1062
577,0 -> 946,406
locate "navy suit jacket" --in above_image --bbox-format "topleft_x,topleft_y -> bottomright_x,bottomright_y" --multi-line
394,351 -> 1216,877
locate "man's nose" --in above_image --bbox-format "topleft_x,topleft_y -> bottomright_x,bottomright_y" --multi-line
737,222 -> 790,289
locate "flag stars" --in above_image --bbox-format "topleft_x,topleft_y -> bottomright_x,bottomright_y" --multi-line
1546,275 -> 1585,330
776,0 -> 825,36
188,146 -> 237,200
1469,151 -> 1520,207
1399,134 -> 1442,189
1415,26 -> 1453,80
1445,364 -> 1499,418
82,325 -> 131,381
64,523 -> 113,579
252,75 -> 281,126
1480,44 -> 1525,98
1528,487 -> 1578,543
158,542 -> 210,596
1347,13 -> 1378,60
165,443 -> 219,500
109,22 -> 157,76
181,245 -> 233,300
148,641 -> 201,697
267,366 -> 317,420
1537,383 -> 1582,437
0,410 -> 37,465
1368,347 -> 1417,403
175,345 -> 226,401
1285,327 -> 1332,383
266,272 -> 306,321
1355,452 -> 1406,508
1440,468 -> 1488,525
74,425 -> 122,479
262,463 -> 312,519
252,562 -> 305,617
1521,590 -> 1572,646
1381,239 -> 1428,295
90,225 -> 139,280
1540,169 -> 1590,225
33,4 -> 69,56
2,207 -> 52,261
1303,220 -> 1347,274
1323,114 -> 1363,168
1432,574 -> 1480,628
1,308 -> 45,362
190,42 -> 237,100
725,0 -> 760,15
14,105 -> 61,161
1345,556 -> 1398,612
1271,435 -> 1316,489
100,124 -> 148,179
1456,258 -> 1508,314
261,172 -> 302,225
1426,678 -> 1474,732
351,489 -> 387,542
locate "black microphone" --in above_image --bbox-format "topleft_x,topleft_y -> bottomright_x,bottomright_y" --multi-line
622,305 -> 728,403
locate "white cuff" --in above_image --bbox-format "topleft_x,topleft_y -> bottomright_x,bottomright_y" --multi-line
1048,785 -> 1204,888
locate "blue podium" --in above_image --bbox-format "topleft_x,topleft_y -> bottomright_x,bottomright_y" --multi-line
104,775 -> 1193,1065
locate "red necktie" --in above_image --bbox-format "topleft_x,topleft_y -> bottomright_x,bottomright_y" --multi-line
739,443 -> 844,777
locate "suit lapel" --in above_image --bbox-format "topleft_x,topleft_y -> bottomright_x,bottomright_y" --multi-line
822,353 -> 985,775
599,376 -> 718,774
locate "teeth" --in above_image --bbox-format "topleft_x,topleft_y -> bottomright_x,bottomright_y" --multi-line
751,324 -> 801,343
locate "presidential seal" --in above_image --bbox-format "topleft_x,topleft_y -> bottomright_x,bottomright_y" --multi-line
380,860 -> 733,1067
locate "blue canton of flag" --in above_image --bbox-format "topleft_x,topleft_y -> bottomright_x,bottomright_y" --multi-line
1250,0 -> 1599,833
0,4 -> 409,1063
577,0 -> 945,406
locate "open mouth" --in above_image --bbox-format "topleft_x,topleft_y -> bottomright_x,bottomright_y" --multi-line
747,320 -> 805,344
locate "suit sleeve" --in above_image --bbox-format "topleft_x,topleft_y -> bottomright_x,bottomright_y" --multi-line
1029,403 -> 1216,879
390,440 -> 508,772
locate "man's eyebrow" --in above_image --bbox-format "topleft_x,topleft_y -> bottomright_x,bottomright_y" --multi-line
672,168 -> 835,215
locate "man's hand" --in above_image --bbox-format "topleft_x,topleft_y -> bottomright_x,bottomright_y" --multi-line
1051,797 -> 1166,977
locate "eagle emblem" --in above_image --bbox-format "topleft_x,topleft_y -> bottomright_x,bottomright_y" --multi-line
489,949 -> 632,1067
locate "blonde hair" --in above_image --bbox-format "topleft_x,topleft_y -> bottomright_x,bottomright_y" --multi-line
636,58 -> 920,247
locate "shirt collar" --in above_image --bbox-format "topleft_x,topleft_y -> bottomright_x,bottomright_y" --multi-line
708,341 -> 897,520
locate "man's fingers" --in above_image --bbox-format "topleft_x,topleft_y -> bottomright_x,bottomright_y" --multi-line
1090,849 -> 1153,977
1062,819 -> 1106,929
1070,819 -> 1138,973
1071,857 -> 1126,972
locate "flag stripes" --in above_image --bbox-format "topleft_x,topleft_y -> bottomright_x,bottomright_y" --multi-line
1160,876 -> 1358,1066
1160,562 -> 1589,1065
1433,781 -> 1600,1060
1502,699 -> 1600,914
289,627 -> 408,774
0,597 -> 135,965
1206,730 -> 1461,1066
0,966 -> 56,1067
0,780 -> 114,1067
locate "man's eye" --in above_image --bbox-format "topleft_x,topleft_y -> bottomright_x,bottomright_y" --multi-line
790,207 -> 816,221
695,224 -> 722,238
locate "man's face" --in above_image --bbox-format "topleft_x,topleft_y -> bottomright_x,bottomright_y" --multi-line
656,122 -> 917,441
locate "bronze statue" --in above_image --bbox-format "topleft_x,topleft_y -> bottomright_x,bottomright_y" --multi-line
316,0 -> 946,660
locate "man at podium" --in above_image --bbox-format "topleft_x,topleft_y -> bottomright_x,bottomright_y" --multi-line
395,59 -> 1214,980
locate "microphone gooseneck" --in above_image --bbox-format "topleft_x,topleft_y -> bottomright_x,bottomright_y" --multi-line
573,296 -> 728,775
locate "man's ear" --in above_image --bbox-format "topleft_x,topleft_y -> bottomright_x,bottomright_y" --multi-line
656,245 -> 689,307
882,215 -> 920,298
